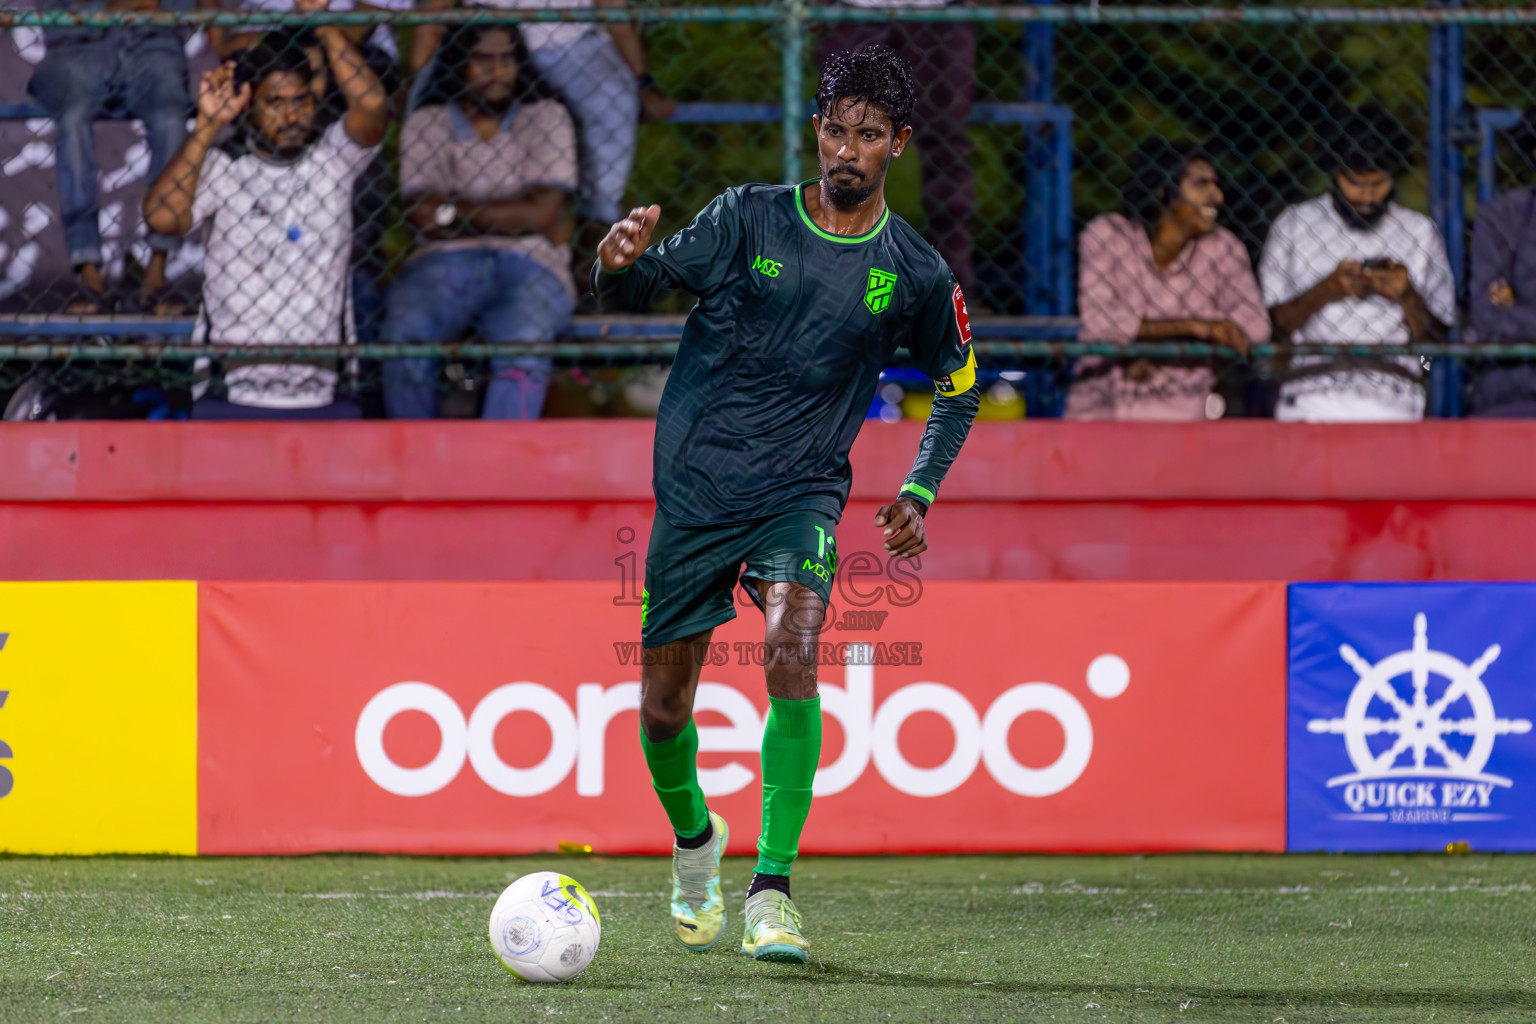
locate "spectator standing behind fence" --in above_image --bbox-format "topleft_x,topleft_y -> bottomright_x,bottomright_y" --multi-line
28,0 -> 194,314
1260,105 -> 1455,423
1467,109 -> 1536,418
381,24 -> 577,418
819,0 -> 977,302
1069,140 -> 1268,421
141,0 -> 387,419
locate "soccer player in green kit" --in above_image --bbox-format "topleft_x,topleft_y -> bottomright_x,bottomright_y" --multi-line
590,45 -> 979,963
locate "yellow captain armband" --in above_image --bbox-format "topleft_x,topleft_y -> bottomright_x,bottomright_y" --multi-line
931,347 -> 977,397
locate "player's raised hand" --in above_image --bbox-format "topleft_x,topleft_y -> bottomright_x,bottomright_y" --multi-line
598,205 -> 661,273
874,497 -> 927,559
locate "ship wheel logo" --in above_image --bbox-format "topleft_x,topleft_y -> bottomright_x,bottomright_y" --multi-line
1308,613 -> 1532,788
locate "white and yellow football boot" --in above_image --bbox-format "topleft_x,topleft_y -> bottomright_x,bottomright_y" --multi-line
739,889 -> 810,963
670,811 -> 729,950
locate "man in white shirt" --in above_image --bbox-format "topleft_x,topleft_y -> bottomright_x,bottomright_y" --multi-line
143,0 -> 387,418
1259,104 -> 1456,422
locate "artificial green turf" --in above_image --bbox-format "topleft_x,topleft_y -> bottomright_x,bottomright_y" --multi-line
0,853 -> 1531,1023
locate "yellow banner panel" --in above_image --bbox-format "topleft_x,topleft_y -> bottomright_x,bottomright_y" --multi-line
0,582 -> 197,854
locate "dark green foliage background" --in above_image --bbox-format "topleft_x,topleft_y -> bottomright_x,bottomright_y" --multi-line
611,3 -> 1536,309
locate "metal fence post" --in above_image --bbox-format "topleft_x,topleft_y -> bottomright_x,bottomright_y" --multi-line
781,0 -> 807,185
1443,4 -> 1467,418
1428,0 -> 1467,417
1022,2 -> 1057,316
1021,2 -> 1070,417
1443,0 -> 1466,298
1429,17 -> 1445,236
1427,0 -> 1467,294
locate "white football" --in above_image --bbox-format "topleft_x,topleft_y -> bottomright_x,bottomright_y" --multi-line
488,871 -> 602,983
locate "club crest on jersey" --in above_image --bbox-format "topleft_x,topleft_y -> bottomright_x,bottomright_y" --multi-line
864,268 -> 898,315
952,284 -> 972,346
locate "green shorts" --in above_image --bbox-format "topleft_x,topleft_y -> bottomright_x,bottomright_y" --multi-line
641,507 -> 838,647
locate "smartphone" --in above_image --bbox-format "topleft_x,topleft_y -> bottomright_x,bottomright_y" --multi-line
1362,257 -> 1395,271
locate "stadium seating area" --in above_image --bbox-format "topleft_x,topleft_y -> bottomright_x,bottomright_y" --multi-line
1,3 -> 1533,420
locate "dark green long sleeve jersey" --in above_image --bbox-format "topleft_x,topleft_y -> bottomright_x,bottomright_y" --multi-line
592,181 -> 979,529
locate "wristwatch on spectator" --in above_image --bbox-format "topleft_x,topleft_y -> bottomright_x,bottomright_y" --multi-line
433,202 -> 459,230
636,72 -> 657,93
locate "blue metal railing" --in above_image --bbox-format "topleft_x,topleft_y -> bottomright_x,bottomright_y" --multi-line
1477,107 -> 1524,206
0,314 -> 1080,341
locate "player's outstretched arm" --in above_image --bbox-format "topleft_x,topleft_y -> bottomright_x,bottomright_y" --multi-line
590,190 -> 748,311
590,205 -> 668,312
598,205 -> 661,273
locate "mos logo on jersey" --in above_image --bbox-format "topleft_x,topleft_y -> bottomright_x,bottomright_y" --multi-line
864,268 -> 898,315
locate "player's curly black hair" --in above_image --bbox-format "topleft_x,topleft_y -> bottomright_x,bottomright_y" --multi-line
815,44 -> 916,131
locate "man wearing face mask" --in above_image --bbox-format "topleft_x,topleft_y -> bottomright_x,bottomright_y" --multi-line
381,24 -> 578,419
1071,138 -> 1270,420
1260,103 -> 1455,422
142,0 -> 387,419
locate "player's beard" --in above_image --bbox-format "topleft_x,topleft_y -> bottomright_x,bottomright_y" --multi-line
825,180 -> 878,209
822,150 -> 891,210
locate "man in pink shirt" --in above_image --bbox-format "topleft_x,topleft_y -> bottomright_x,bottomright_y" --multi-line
1071,140 -> 1271,420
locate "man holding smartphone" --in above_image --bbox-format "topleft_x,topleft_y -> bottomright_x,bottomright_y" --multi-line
1259,103 -> 1455,422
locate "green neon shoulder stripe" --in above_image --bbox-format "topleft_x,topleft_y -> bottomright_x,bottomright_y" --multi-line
900,482 -> 936,504
794,180 -> 890,244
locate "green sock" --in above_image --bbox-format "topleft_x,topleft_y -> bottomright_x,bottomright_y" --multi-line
640,719 -> 710,840
755,696 -> 822,876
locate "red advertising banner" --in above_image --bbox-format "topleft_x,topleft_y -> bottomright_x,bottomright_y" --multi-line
198,580 -> 1287,855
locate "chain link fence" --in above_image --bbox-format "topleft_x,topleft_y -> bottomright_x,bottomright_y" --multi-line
3,4 -> 1536,420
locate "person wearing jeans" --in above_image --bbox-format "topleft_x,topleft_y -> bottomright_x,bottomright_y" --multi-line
382,249 -> 574,417
383,23 -> 579,418
28,0 -> 193,312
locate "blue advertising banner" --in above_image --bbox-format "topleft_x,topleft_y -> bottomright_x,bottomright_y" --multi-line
1289,584 -> 1536,852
